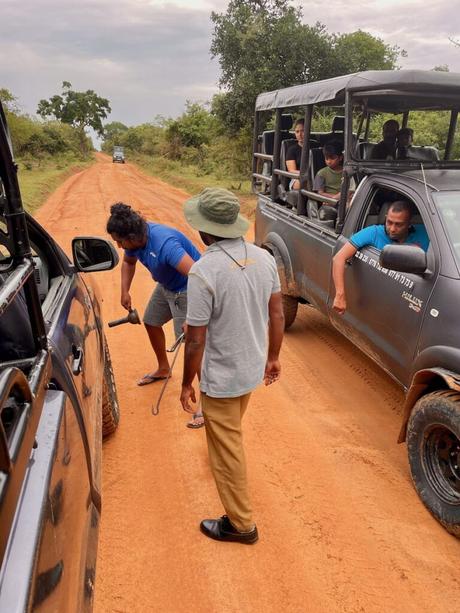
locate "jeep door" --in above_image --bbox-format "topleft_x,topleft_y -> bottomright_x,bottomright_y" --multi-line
329,179 -> 438,387
24,221 -> 103,609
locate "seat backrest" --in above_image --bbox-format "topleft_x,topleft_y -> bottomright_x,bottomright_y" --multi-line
309,147 -> 326,186
331,115 -> 345,132
280,114 -> 293,131
311,118 -> 346,149
260,113 -> 293,155
378,202 -> 392,225
357,142 -> 376,160
408,146 -> 440,162
279,138 -> 297,189
261,130 -> 292,155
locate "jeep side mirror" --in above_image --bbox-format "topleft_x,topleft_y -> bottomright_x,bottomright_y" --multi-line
72,237 -> 119,272
379,244 -> 427,274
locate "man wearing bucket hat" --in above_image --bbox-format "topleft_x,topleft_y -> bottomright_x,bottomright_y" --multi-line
180,187 -> 285,544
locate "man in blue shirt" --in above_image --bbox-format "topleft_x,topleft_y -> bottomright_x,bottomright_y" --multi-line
332,200 -> 429,314
107,203 -> 203,422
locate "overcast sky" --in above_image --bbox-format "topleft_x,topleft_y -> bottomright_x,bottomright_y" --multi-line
1,0 -> 459,128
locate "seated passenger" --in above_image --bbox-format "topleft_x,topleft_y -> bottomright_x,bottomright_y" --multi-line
332,200 -> 429,314
372,119 -> 400,160
285,118 -> 304,190
313,141 -> 355,204
396,128 -> 414,160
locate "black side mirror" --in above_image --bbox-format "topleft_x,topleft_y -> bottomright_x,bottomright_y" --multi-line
380,244 -> 427,274
72,237 -> 119,272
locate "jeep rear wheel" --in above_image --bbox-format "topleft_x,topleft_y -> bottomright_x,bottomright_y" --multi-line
282,294 -> 298,330
102,336 -> 120,438
407,390 -> 460,537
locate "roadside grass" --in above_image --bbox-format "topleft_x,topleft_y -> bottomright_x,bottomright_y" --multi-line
130,154 -> 258,221
17,155 -> 96,214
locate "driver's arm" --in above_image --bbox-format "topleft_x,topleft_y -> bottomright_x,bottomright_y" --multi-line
332,242 -> 357,315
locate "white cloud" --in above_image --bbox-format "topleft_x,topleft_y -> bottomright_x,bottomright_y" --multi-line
0,0 -> 459,129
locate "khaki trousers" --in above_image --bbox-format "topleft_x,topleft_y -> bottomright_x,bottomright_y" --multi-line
201,392 -> 253,532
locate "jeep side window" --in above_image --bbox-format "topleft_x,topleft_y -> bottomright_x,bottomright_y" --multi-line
357,187 -> 430,253
433,192 -> 460,265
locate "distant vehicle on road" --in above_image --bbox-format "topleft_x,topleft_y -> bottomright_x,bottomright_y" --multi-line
112,145 -> 125,164
253,70 -> 460,537
0,100 -> 120,611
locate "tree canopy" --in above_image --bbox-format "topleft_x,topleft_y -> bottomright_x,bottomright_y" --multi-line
166,102 -> 218,148
37,82 -> 111,152
210,0 -> 405,133
103,121 -> 129,143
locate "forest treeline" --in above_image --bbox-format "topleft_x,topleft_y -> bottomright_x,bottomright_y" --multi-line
1,87 -> 92,165
101,0 -> 454,181
1,0 -> 456,186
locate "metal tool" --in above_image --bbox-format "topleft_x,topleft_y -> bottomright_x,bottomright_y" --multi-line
108,308 -> 141,328
151,332 -> 185,416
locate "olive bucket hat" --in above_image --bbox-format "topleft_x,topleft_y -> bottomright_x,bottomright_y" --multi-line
184,187 -> 249,239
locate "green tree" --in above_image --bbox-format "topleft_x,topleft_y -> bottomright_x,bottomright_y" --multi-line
103,121 -> 128,143
332,30 -> 405,74
166,102 -> 218,148
211,0 -> 334,133
37,81 -> 111,154
0,88 -> 20,114
210,0 -> 406,133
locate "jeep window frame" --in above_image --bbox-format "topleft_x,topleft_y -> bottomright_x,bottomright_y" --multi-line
0,105 -> 47,355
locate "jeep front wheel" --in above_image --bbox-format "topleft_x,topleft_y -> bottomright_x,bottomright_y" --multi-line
282,294 -> 298,330
407,390 -> 460,537
102,336 -> 120,438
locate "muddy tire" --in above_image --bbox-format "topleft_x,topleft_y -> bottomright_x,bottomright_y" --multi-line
406,390 -> 460,537
282,294 -> 298,330
102,336 -> 120,438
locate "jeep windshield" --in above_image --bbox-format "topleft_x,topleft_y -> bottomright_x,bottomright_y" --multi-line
433,192 -> 460,265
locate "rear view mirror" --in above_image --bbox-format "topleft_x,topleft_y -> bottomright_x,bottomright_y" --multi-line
72,237 -> 119,272
380,244 -> 427,274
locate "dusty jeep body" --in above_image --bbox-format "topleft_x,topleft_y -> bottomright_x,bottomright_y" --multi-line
0,102 -> 120,611
112,145 -> 125,164
253,70 -> 460,536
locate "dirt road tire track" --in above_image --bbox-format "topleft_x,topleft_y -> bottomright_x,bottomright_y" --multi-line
34,154 -> 460,613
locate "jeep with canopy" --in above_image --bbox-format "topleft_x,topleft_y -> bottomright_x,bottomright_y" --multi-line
253,70 -> 460,537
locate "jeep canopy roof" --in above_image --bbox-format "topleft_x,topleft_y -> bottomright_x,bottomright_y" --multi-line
255,70 -> 460,112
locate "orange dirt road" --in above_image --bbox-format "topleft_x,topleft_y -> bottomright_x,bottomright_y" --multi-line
34,155 -> 460,613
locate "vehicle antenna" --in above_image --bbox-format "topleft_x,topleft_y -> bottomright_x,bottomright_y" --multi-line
420,162 -> 430,205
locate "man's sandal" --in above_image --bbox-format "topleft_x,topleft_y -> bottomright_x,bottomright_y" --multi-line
137,373 -> 168,386
186,413 -> 205,429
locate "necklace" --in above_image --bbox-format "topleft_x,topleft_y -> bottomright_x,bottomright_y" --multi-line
214,238 -> 248,270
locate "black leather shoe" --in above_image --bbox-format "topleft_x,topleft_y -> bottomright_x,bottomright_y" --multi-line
200,515 -> 258,544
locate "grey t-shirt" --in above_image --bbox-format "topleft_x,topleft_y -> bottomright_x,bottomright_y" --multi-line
186,239 -> 281,398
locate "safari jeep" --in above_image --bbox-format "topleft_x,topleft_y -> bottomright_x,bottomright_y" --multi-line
0,101 -> 120,610
253,70 -> 460,537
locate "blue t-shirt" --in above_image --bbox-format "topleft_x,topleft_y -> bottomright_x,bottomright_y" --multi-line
125,223 -> 201,292
350,224 -> 430,252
